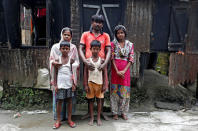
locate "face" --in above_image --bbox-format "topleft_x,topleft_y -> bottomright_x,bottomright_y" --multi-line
60,46 -> 70,56
62,30 -> 72,42
116,29 -> 125,41
92,21 -> 103,31
91,46 -> 100,57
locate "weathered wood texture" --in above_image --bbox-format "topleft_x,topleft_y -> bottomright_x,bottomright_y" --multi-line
169,53 -> 198,86
0,48 -> 50,87
70,0 -> 81,46
124,0 -> 153,52
186,0 -> 198,54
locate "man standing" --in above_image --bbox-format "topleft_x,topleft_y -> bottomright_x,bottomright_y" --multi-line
79,14 -> 111,120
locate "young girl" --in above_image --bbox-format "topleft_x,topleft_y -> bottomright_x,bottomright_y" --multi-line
53,41 -> 76,129
49,27 -> 79,128
110,25 -> 134,120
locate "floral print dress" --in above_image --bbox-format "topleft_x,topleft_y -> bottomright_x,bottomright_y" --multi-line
110,40 -> 134,115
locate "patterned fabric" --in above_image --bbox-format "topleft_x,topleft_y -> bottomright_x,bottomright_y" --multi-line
111,84 -> 130,98
52,89 -> 76,120
111,40 -> 134,87
56,88 -> 74,100
110,40 -> 134,115
80,31 -> 111,59
111,40 -> 134,63
110,92 -> 130,115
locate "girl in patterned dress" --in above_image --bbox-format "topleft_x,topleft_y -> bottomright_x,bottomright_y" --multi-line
110,25 -> 134,120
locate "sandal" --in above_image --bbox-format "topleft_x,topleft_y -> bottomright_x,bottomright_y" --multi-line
68,121 -> 76,128
113,115 -> 118,120
53,122 -> 61,129
121,114 -> 128,120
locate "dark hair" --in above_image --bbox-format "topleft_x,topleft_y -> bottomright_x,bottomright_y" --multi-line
90,40 -> 101,48
91,14 -> 104,23
62,27 -> 72,37
60,41 -> 70,48
114,25 -> 127,40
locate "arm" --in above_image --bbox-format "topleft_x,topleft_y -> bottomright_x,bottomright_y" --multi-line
54,67 -> 58,93
112,59 -> 125,78
84,65 -> 89,93
70,46 -> 80,86
79,44 -> 95,71
98,34 -> 111,70
102,65 -> 107,92
120,62 -> 132,74
79,44 -> 87,64
49,45 -> 61,88
98,46 -> 111,70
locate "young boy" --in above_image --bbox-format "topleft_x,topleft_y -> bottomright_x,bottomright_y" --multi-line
53,41 -> 76,129
84,40 -> 107,126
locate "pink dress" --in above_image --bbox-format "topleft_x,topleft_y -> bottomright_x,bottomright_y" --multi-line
111,40 -> 134,87
110,40 -> 134,115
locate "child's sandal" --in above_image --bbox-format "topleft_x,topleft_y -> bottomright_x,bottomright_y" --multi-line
68,121 -> 76,128
121,114 -> 128,120
113,115 -> 118,120
53,122 -> 61,129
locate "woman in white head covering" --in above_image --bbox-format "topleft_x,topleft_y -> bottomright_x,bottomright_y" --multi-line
49,27 -> 79,121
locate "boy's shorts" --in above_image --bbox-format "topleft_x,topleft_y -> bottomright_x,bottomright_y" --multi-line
86,82 -> 104,99
56,88 -> 74,100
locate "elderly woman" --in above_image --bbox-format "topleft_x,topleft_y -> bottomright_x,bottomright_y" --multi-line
110,25 -> 134,120
49,27 -> 79,123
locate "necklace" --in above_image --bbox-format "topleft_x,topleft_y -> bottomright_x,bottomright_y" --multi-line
118,41 -> 127,57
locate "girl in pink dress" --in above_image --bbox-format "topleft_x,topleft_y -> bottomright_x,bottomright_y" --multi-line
110,25 -> 134,120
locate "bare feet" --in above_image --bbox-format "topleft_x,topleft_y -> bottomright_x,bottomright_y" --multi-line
81,113 -> 90,120
97,119 -> 102,126
113,114 -> 118,120
88,119 -> 94,126
101,113 -> 110,121
121,114 -> 128,120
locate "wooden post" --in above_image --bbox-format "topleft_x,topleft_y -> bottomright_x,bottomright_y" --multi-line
196,73 -> 198,99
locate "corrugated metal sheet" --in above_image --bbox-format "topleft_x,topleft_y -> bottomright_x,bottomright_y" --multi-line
169,53 -> 198,86
124,0 -> 152,52
186,0 -> 198,54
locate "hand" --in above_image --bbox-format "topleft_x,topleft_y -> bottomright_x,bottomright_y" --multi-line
70,58 -> 75,65
101,85 -> 106,93
53,61 -> 62,68
98,63 -> 105,71
176,51 -> 184,55
84,86 -> 89,93
84,59 -> 95,71
72,84 -> 76,91
116,70 -> 125,79
54,85 -> 58,93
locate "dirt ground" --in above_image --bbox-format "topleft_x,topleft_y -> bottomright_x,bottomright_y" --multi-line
0,70 -> 197,131
1,107 -> 198,131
